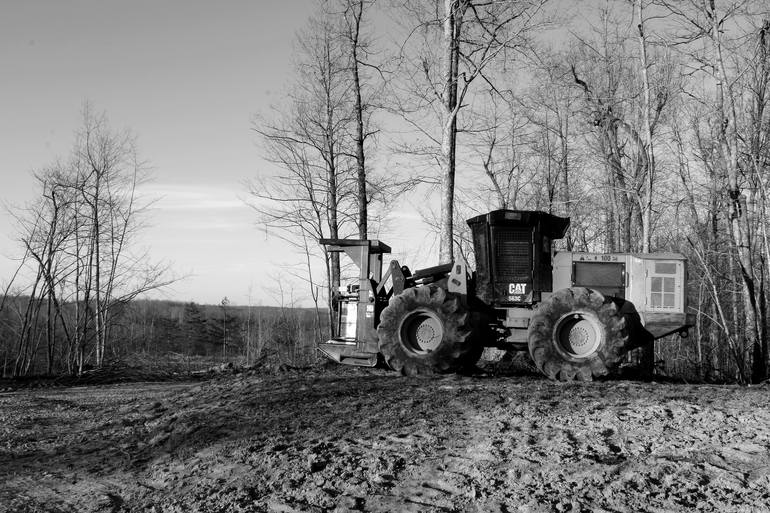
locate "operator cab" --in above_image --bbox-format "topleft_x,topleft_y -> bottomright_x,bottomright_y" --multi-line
467,210 -> 570,306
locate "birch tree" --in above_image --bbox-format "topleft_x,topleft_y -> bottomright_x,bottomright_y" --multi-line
655,0 -> 769,381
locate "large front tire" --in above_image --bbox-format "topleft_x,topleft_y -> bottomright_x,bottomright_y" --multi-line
527,287 -> 629,381
377,285 -> 480,375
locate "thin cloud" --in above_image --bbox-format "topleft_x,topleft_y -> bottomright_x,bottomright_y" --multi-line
138,183 -> 247,211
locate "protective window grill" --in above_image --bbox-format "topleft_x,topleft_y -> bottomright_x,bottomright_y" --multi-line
493,228 -> 532,280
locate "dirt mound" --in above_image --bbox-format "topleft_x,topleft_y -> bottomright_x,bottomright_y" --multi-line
1,368 -> 768,512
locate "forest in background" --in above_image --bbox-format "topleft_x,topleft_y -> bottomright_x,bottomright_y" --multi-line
3,0 -> 770,383
0,297 -> 323,377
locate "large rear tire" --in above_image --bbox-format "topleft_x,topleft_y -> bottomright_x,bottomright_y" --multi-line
527,287 -> 629,381
377,285 -> 481,375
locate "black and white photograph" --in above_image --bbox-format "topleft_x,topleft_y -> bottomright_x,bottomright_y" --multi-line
1,0 -> 769,511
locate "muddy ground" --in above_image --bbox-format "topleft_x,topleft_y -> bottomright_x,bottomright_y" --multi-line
1,367 -> 769,513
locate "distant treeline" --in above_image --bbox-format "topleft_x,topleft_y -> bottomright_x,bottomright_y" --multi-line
0,296 -> 327,377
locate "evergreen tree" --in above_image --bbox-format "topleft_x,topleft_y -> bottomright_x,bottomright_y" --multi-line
181,302 -> 214,355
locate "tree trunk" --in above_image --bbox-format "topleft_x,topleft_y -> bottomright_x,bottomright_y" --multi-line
711,1 -> 763,382
559,115 -> 573,250
636,0 -> 655,373
349,0 -> 368,239
637,0 -> 654,254
749,20 -> 770,381
439,0 -> 464,264
323,32 -> 341,325
93,170 -> 104,367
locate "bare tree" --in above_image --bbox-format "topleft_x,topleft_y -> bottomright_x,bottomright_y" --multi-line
71,106 -> 173,367
250,7 -> 359,334
340,0 -> 376,238
470,93 -> 533,211
651,0 -> 770,381
636,0 -> 655,253
7,105 -> 174,375
699,1 -> 764,382
568,3 -> 675,253
394,0 -> 549,263
250,2 -> 403,336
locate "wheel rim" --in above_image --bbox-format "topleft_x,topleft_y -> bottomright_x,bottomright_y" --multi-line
399,309 -> 444,354
554,311 -> 603,359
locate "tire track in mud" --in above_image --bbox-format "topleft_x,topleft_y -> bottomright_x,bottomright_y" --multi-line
1,371 -> 769,512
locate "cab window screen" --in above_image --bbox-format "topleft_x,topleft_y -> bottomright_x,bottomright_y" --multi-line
655,262 -> 677,274
574,262 -> 624,288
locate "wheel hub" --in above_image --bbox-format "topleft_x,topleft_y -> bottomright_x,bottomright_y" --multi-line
555,312 -> 603,359
400,310 -> 443,354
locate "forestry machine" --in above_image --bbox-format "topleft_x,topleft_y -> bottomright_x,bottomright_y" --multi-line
319,210 -> 694,381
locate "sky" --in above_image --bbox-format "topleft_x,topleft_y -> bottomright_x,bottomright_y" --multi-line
0,0 -> 378,307
1,1 -> 587,307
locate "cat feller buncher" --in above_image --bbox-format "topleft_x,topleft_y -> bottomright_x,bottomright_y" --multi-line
319,210 -> 694,381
